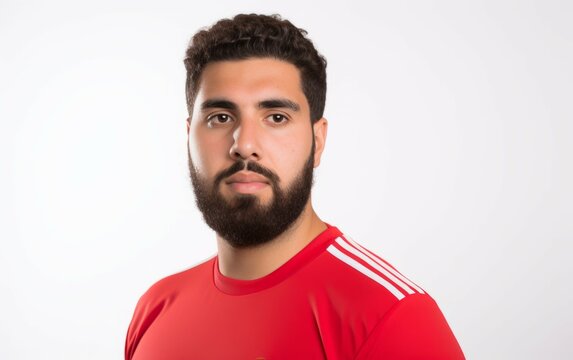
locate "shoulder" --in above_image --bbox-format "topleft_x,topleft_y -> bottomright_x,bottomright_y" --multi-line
317,232 -> 464,359
320,232 -> 426,305
125,257 -> 215,359
136,256 -> 214,306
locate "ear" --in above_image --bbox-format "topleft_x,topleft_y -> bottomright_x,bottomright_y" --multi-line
312,117 -> 328,168
186,117 -> 191,134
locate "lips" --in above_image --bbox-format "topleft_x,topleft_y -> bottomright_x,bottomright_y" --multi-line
225,171 -> 270,194
225,171 -> 270,185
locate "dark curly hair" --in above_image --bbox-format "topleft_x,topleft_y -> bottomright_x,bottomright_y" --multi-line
184,14 -> 327,123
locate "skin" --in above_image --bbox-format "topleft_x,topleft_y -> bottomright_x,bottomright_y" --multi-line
186,58 -> 328,280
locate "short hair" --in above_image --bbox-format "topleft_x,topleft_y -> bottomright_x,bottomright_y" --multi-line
184,14 -> 327,123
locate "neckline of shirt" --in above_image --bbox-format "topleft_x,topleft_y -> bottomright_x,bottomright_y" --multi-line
212,223 -> 342,296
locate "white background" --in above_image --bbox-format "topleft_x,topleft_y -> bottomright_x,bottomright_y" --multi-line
1,0 -> 571,359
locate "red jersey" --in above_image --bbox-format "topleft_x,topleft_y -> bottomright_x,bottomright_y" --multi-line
125,225 -> 464,359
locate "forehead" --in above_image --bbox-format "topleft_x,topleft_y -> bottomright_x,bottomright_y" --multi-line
195,58 -> 308,111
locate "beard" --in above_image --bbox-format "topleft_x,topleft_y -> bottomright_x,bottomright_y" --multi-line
188,142 -> 315,248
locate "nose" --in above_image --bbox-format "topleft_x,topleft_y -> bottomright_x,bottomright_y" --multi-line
229,119 -> 262,161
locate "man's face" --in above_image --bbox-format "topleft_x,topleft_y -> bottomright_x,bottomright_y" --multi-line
187,58 -> 327,247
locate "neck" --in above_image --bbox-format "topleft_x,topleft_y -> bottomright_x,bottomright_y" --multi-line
216,201 -> 326,280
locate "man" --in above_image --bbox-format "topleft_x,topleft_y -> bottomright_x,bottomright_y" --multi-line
125,14 -> 464,359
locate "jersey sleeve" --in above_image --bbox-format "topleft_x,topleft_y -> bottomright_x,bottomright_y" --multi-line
354,293 -> 465,360
124,292 -> 149,360
124,286 -> 169,360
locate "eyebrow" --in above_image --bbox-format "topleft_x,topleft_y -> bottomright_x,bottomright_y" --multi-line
200,98 -> 301,112
258,99 -> 300,112
200,99 -> 237,111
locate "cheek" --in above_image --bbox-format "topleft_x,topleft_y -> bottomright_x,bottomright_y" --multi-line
266,132 -> 312,181
189,131 -> 227,177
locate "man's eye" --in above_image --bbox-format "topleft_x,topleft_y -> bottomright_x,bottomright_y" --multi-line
208,114 -> 232,125
267,114 -> 288,124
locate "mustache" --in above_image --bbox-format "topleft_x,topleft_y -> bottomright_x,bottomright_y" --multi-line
214,161 -> 280,188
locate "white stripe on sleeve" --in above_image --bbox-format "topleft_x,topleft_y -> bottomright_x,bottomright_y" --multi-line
335,237 -> 415,295
345,236 -> 425,294
327,245 -> 405,300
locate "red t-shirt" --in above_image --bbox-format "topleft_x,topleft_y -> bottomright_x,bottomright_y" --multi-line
125,225 -> 464,359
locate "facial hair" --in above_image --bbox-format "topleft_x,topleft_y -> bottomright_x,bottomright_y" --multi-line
188,142 -> 315,248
